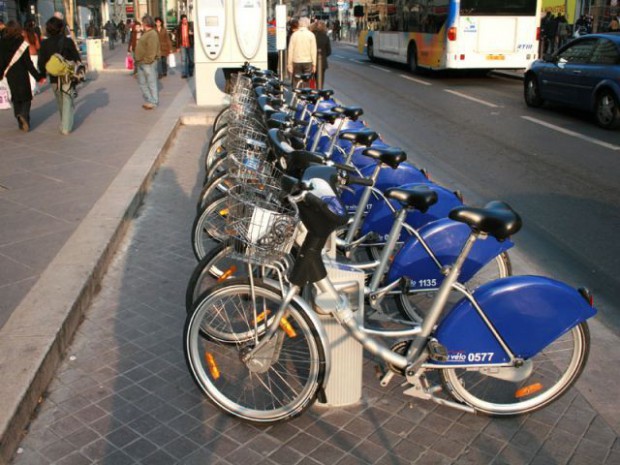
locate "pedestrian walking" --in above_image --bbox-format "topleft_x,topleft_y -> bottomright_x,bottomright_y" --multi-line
118,20 -> 126,44
176,14 -> 194,79
128,21 -> 142,76
556,14 -> 570,49
22,18 -> 41,95
0,20 -> 44,132
38,16 -> 81,135
155,17 -> 172,78
104,20 -> 116,50
134,15 -> 160,110
287,17 -> 316,88
311,20 -> 331,89
332,18 -> 341,42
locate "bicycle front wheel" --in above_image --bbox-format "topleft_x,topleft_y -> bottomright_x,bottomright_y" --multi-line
191,193 -> 229,260
441,322 -> 590,416
184,279 -> 326,423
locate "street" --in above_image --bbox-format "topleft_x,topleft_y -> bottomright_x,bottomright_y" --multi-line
326,43 -> 620,331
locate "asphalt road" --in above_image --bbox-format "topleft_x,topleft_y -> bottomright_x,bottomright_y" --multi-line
326,43 -> 620,331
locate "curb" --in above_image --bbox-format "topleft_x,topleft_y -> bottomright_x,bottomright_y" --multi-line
0,86 -> 207,465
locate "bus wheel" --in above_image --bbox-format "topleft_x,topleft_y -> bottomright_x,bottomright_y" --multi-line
408,45 -> 418,73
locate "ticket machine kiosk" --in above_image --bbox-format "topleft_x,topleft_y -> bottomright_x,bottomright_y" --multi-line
194,0 -> 268,107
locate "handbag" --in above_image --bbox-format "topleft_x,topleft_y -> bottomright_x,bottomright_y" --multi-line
125,53 -> 134,70
168,53 -> 176,68
0,80 -> 11,110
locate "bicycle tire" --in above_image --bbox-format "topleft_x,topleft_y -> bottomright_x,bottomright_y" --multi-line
185,240 -> 245,312
205,135 -> 227,173
212,106 -> 231,134
441,322 -> 590,416
191,192 -> 229,260
197,171 -> 233,213
184,278 -> 326,423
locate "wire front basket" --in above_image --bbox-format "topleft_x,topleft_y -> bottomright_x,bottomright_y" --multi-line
227,154 -> 282,188
226,185 -> 299,264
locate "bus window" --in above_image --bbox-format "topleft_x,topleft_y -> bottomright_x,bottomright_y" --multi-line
460,0 -> 537,16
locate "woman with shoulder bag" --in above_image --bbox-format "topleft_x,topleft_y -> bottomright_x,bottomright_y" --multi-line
0,20 -> 44,132
38,16 -> 82,135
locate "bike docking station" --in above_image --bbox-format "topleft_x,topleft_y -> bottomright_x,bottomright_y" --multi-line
314,238 -> 365,407
194,0 -> 268,107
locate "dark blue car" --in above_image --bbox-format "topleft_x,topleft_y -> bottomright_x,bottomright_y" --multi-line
524,33 -> 620,129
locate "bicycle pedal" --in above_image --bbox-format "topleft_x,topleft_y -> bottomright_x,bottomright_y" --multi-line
428,339 -> 448,362
374,364 -> 387,379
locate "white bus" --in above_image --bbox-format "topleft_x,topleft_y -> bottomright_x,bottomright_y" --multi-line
360,0 -> 541,71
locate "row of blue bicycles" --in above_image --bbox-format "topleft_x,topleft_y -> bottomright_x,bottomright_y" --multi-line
182,64 -> 597,424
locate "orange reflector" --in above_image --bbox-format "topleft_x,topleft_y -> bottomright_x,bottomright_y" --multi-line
205,352 -> 220,380
515,383 -> 542,398
219,208 -> 229,216
255,310 -> 271,324
254,311 -> 296,337
217,265 -> 237,282
280,317 -> 297,338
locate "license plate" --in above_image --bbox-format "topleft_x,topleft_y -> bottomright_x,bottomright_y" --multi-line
486,54 -> 505,60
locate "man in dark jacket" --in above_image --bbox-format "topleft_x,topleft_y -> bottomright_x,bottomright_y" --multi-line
176,14 -> 194,78
135,15 -> 160,109
0,20 -> 44,131
38,16 -> 81,135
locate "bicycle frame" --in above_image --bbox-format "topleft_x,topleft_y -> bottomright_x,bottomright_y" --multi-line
242,227 -> 595,411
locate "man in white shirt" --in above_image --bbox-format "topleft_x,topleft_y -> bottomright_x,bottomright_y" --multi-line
287,17 -> 316,88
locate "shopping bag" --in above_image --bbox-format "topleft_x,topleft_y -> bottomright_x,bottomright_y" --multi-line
0,79 -> 11,110
309,75 -> 317,89
125,53 -> 134,70
168,53 -> 176,68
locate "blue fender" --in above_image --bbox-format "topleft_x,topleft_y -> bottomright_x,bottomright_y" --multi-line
375,162 -> 430,191
340,162 -> 430,209
434,276 -> 597,364
386,218 -> 513,287
360,183 -> 463,239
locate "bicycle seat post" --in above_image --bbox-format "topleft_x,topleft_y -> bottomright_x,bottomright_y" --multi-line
343,163 -> 382,249
404,231 -> 480,364
367,207 -> 409,292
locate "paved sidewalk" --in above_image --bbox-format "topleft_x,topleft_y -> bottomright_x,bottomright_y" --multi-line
8,124 -> 620,465
0,44 -> 187,329
0,43 -> 205,463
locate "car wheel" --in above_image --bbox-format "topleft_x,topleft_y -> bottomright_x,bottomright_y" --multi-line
524,74 -> 544,108
595,90 -> 620,130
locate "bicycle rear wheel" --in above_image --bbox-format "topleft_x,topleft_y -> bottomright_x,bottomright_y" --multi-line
397,252 -> 512,323
184,279 -> 326,423
441,322 -> 590,416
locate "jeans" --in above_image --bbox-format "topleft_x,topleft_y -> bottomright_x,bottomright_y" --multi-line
158,56 -> 168,77
180,46 -> 194,77
137,62 -> 159,106
53,83 -> 74,134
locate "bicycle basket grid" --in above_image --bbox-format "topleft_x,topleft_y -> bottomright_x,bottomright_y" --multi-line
226,184 -> 298,263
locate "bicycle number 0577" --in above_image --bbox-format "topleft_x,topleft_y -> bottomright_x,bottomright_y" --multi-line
468,352 -> 494,362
